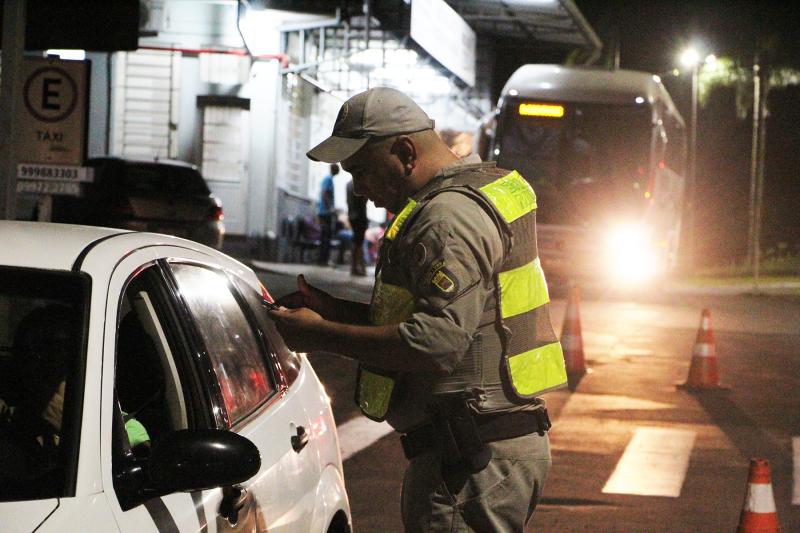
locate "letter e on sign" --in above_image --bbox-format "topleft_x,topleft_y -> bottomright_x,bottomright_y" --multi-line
24,67 -> 78,122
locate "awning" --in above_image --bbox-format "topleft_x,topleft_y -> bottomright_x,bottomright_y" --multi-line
444,0 -> 601,54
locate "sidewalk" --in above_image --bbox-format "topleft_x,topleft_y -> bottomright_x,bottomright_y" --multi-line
250,259 -> 376,291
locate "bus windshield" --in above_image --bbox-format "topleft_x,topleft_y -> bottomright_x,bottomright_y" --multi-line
497,101 -> 652,226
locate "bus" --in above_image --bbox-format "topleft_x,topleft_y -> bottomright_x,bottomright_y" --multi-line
477,65 -> 687,285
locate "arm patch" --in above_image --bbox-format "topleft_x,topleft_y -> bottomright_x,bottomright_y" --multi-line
422,260 -> 460,299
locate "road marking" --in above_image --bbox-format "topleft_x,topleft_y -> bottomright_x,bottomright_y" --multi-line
793,437 -> 800,505
602,426 -> 696,497
338,416 -> 395,461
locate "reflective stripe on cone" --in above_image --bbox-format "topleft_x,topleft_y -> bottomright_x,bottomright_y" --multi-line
737,458 -> 781,532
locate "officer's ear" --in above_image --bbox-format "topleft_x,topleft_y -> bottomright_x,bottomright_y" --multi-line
390,135 -> 417,176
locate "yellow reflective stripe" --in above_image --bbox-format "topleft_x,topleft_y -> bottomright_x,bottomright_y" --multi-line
507,342 -> 567,396
479,171 -> 537,223
498,257 -> 549,318
385,199 -> 417,240
369,277 -> 416,325
358,369 -> 394,419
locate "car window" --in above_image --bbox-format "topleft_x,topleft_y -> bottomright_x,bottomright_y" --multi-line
235,279 -> 302,387
114,267 -> 193,457
123,163 -> 210,196
0,267 -> 88,501
169,264 -> 276,427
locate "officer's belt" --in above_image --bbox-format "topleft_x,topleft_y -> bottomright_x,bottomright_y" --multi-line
400,408 -> 551,460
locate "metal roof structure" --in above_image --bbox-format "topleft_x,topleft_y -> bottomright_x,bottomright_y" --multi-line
445,0 -> 601,56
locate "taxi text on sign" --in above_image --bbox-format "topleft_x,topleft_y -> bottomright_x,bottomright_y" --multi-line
18,57 -> 89,166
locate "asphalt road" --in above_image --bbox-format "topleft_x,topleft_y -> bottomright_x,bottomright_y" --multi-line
256,265 -> 800,532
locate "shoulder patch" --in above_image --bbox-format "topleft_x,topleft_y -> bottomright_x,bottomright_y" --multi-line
432,269 -> 457,294
423,261 -> 459,298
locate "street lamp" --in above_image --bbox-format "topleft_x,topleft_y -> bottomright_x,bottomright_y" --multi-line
680,48 -> 700,70
677,46 -> 715,274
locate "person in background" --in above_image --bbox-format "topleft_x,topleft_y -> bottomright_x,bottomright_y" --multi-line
346,177 -> 368,276
316,163 -> 339,266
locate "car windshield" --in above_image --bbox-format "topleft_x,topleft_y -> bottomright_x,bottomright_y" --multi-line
497,100 -> 652,225
123,163 -> 211,196
0,268 -> 88,501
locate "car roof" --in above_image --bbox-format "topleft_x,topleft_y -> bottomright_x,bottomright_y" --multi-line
0,221 -> 238,273
0,221 -> 125,270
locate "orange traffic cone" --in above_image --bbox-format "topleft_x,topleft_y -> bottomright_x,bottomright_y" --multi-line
678,308 -> 727,390
737,458 -> 781,532
561,286 -> 587,390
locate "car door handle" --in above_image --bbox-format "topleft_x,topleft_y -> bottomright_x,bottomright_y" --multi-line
291,425 -> 309,453
219,485 -> 248,526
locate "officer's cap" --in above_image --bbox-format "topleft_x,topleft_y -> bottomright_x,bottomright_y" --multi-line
307,87 -> 435,163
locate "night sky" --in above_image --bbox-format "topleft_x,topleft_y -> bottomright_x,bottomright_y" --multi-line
575,0 -> 800,268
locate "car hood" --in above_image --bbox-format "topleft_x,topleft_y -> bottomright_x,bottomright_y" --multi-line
0,499 -> 59,531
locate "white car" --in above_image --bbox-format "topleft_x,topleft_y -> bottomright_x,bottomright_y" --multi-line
0,221 -> 351,533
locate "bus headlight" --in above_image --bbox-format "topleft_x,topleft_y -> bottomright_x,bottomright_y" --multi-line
605,223 -> 661,284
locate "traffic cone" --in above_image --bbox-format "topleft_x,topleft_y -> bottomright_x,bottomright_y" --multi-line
678,308 -> 727,390
560,286 -> 587,390
737,458 -> 781,532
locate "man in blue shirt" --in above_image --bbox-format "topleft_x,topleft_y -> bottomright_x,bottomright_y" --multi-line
317,163 -> 339,265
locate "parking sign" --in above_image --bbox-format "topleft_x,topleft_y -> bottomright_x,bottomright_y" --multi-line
18,57 -> 89,166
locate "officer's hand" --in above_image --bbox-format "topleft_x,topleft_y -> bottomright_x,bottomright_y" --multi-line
268,306 -> 326,352
277,275 -> 335,316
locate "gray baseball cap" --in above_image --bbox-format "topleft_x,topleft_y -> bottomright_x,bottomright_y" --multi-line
307,87 -> 435,163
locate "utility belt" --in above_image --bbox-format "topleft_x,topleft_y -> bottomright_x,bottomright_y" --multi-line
400,391 -> 551,472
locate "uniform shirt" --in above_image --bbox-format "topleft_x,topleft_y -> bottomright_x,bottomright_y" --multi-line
383,156 -> 510,431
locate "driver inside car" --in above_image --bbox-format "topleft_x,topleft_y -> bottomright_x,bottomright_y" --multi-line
1,306 -> 152,467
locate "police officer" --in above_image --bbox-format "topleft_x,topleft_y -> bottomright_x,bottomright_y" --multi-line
269,87 -> 567,532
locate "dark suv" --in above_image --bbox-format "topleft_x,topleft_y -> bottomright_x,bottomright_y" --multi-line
52,157 -> 225,249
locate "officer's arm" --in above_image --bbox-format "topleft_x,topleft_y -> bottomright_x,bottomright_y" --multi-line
310,320 -> 443,372
269,308 -> 442,373
325,297 -> 371,324
277,274 -> 371,324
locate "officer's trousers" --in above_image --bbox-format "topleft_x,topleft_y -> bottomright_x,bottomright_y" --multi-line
400,432 -> 551,532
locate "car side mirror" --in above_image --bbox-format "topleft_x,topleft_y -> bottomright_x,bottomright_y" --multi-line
148,429 -> 261,493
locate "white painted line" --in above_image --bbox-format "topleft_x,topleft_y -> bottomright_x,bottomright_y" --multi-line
602,426 -> 696,498
793,436 -> 800,505
338,416 -> 395,461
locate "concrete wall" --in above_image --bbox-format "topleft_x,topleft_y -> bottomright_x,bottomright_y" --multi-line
86,52 -> 111,157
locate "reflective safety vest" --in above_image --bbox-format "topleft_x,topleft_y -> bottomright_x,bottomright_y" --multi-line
356,165 -> 567,421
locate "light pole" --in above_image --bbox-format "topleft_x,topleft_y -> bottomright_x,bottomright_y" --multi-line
678,47 -> 715,275
748,56 -> 768,291
679,48 -> 700,274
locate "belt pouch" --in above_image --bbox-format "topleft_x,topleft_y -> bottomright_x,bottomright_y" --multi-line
428,393 -> 492,472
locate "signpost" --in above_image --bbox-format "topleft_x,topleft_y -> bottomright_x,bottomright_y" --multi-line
0,0 -> 26,220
